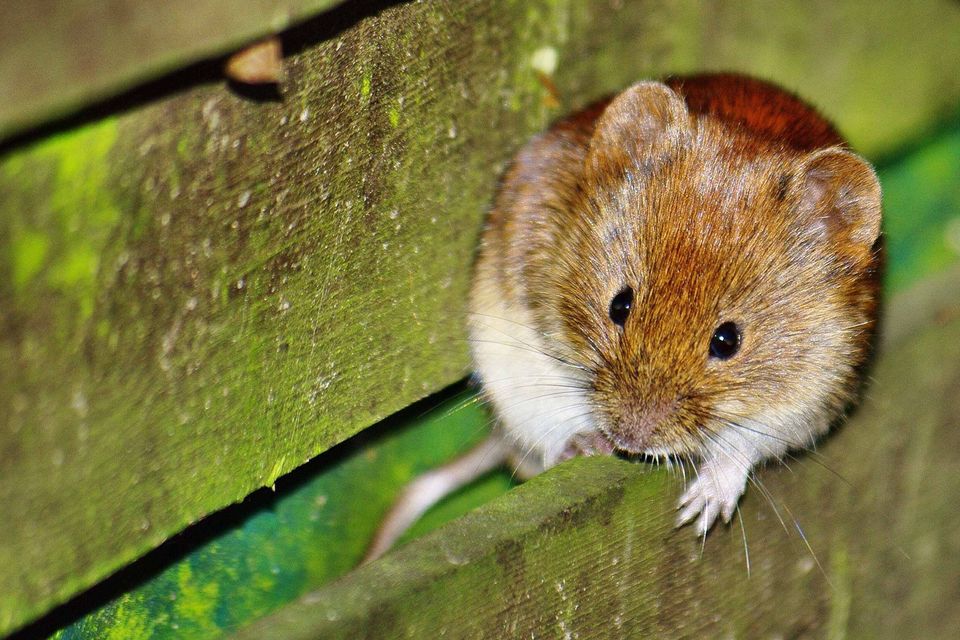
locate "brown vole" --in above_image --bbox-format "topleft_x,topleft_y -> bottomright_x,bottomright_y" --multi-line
364,73 -> 882,562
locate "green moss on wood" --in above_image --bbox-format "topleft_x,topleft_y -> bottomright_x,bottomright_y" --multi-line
2,118 -> 121,322
50,393 -> 497,640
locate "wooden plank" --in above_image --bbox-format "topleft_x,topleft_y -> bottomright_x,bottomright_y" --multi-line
0,0 -> 344,142
232,268 -> 960,638
3,0 -> 960,635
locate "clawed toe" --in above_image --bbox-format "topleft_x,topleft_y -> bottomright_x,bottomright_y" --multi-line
673,462 -> 749,537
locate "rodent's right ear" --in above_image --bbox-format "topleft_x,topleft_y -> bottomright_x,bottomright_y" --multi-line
585,82 -> 691,179
792,147 -> 883,264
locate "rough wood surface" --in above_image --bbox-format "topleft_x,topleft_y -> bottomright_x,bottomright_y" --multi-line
3,0 -> 960,635
0,0 -> 343,142
232,268 -> 960,638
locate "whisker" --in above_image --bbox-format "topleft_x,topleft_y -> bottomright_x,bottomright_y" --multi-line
684,455 -> 706,561
484,387 -> 592,420
468,309 -> 602,364
509,406 -> 598,480
699,427 -> 831,585
783,502 -> 833,588
677,455 -> 688,487
466,337 -> 589,374
467,311 -> 552,336
736,506 -> 751,578
709,409 -> 851,488
476,375 -> 591,392
714,418 -> 782,462
435,390 -> 486,422
467,316 -> 591,373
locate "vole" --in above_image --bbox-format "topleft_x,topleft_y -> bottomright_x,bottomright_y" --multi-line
364,73 -> 882,563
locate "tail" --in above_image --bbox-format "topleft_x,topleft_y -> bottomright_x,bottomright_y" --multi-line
361,434 -> 509,564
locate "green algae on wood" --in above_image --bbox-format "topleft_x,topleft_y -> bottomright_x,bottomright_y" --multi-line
51,393 -> 504,640
2,1 -> 570,631
2,118 -> 122,321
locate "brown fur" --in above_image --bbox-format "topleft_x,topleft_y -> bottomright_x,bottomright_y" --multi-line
477,73 -> 881,457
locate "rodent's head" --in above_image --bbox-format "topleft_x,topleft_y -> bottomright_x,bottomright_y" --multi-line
548,82 -> 882,457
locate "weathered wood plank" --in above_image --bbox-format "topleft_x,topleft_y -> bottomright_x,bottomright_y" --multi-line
231,268 -> 960,638
3,0 -> 960,635
0,0 -> 344,142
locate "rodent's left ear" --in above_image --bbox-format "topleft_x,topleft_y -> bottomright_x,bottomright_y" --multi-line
794,147 -> 882,255
585,82 -> 691,178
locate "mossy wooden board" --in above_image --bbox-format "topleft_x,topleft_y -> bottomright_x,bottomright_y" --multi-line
32,393 -> 508,640
3,0 -> 960,635
0,0 -> 346,142
17,118 -> 960,639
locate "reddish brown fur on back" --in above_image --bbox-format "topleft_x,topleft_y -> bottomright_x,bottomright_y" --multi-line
665,73 -> 845,151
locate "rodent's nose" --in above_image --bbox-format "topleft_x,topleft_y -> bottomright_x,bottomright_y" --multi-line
611,397 -> 676,453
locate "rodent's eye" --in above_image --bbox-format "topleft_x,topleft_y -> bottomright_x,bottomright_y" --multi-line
609,287 -> 633,327
709,322 -> 741,360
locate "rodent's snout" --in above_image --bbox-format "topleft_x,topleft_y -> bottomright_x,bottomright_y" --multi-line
604,396 -> 678,453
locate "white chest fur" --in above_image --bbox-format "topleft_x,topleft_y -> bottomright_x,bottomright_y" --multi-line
469,288 -> 595,473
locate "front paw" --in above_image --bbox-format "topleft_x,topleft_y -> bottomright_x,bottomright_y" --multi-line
558,431 -> 615,462
676,459 -> 749,537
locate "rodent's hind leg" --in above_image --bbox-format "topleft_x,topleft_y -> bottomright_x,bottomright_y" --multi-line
675,453 -> 752,537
